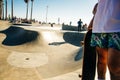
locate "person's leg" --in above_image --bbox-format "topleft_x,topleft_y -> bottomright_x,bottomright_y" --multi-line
80,26 -> 81,31
96,47 -> 108,79
107,32 -> 120,80
78,26 -> 80,32
108,48 -> 120,80
91,33 -> 109,79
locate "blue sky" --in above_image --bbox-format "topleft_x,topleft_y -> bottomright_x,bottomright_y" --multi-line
6,0 -> 97,25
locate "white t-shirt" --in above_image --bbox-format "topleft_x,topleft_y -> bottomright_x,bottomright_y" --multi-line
92,0 -> 120,33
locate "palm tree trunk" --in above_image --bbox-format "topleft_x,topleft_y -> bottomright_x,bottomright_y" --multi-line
24,0 -> 29,20
0,0 -> 2,19
26,2 -> 29,20
2,2 -> 4,20
30,0 -> 33,21
2,0 -> 4,20
5,0 -> 7,20
11,0 -> 13,20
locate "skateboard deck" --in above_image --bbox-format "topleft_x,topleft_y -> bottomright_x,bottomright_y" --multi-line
81,30 -> 96,80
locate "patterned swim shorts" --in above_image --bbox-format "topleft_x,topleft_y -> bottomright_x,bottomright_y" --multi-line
90,32 -> 120,50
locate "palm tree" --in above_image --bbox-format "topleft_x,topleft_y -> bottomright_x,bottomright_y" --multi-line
24,0 -> 29,20
11,0 -> 13,20
2,0 -> 4,20
5,0 -> 7,20
30,0 -> 34,21
0,0 -> 3,19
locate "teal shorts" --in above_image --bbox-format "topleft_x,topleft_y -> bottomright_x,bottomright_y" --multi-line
90,32 -> 120,50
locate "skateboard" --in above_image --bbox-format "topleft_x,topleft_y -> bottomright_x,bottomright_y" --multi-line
81,30 -> 96,80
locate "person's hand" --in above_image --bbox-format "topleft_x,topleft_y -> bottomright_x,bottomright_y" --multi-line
87,27 -> 92,31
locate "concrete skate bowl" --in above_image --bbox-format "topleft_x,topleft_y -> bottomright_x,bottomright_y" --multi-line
0,26 -> 85,80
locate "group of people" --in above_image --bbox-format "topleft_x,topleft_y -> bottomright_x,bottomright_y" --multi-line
85,0 -> 120,80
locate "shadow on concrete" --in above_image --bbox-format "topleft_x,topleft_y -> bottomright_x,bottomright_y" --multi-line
63,32 -> 85,47
0,26 -> 39,46
48,42 -> 66,46
74,46 -> 83,61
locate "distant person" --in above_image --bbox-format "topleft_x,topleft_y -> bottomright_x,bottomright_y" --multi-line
62,23 -> 65,26
70,21 -> 72,26
51,23 -> 53,27
77,19 -> 83,31
91,0 -> 120,80
82,23 -> 87,31
39,21 -> 41,24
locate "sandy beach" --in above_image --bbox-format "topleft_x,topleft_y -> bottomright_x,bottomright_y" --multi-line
0,20 -> 110,80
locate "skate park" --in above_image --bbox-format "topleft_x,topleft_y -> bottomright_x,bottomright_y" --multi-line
0,20 -> 111,80
0,0 -> 114,79
0,22 -> 86,80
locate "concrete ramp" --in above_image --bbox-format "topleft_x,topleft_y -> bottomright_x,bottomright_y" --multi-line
0,26 -> 85,80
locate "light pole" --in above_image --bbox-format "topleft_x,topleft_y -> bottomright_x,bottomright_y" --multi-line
46,5 -> 48,23
58,17 -> 60,24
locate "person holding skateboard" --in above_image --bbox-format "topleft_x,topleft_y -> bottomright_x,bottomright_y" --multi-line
91,0 -> 120,80
81,3 -> 98,80
82,2 -> 108,80
89,3 -> 108,80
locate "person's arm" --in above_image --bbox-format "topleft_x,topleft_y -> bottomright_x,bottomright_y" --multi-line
87,16 -> 94,31
92,3 -> 98,15
87,3 -> 98,31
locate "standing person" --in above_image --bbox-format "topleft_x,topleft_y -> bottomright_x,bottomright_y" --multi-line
82,23 -> 87,31
77,19 -> 83,31
70,21 -> 72,26
91,0 -> 120,80
81,3 -> 100,80
88,2 -> 108,80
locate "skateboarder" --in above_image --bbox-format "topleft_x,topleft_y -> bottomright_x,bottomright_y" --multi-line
83,2 -> 108,80
91,0 -> 120,80
81,3 -> 98,80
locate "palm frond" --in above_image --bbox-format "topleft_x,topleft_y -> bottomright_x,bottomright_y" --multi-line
24,0 -> 29,3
